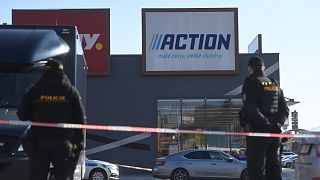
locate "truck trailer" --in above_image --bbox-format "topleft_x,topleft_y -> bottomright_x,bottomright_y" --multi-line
0,25 -> 87,180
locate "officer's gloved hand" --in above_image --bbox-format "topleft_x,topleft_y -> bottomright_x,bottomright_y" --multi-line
72,141 -> 84,154
259,117 -> 272,129
243,123 -> 251,132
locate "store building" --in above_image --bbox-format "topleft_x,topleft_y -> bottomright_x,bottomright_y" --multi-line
12,8 -> 285,170
86,53 -> 280,169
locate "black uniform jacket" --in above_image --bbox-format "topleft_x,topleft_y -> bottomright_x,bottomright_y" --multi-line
17,69 -> 86,144
242,71 -> 289,133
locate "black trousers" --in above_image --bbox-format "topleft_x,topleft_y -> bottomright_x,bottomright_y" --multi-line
28,139 -> 73,180
246,136 -> 282,180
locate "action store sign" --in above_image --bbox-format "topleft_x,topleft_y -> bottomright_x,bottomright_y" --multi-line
142,8 -> 239,75
13,9 -> 110,76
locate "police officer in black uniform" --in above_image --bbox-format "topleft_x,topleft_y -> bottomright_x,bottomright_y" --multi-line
17,59 -> 86,180
241,56 -> 289,180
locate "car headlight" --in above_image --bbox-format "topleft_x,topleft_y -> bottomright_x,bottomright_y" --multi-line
107,165 -> 118,172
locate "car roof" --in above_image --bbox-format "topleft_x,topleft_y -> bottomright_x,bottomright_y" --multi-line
178,149 -> 222,154
301,131 -> 320,143
304,131 -> 320,134
166,149 -> 227,158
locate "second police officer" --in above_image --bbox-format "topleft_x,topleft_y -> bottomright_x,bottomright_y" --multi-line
241,56 -> 289,180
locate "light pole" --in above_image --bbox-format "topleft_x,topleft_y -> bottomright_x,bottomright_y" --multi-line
224,98 -> 232,154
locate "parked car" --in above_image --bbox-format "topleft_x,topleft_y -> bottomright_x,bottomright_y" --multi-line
282,151 -> 297,157
281,155 -> 297,168
152,149 -> 248,180
83,158 -> 119,180
295,131 -> 320,180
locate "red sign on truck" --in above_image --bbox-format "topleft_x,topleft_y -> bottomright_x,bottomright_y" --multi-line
13,9 -> 110,76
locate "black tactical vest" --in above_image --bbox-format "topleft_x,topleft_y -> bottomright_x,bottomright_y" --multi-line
255,76 -> 280,122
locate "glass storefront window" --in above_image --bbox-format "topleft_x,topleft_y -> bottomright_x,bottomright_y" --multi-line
205,99 -> 232,150
157,100 -> 181,157
181,99 -> 205,127
157,99 -> 181,129
157,98 -> 245,157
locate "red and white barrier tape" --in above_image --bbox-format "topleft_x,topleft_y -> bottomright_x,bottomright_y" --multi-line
0,119 -> 319,139
116,164 -> 152,171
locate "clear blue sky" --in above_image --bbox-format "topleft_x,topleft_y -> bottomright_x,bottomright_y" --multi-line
1,0 -> 319,130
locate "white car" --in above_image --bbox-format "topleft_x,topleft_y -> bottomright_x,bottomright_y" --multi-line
282,151 -> 297,157
281,155 -> 297,168
296,131 -> 320,180
83,158 -> 120,180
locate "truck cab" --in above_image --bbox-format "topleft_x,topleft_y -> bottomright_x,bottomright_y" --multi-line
0,25 -> 87,180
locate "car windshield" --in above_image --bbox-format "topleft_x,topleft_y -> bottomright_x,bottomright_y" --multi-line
0,67 -> 43,108
216,151 -> 235,160
299,144 -> 312,155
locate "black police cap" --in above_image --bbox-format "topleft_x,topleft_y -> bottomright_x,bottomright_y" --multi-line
248,56 -> 264,67
45,59 -> 63,70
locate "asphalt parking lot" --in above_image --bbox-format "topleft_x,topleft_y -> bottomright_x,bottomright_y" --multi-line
120,168 -> 296,180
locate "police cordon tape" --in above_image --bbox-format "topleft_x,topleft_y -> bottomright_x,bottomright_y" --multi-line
116,164 -> 152,172
0,119 -> 319,139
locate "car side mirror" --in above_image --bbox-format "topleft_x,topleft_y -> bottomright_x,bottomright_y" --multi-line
226,158 -> 234,162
